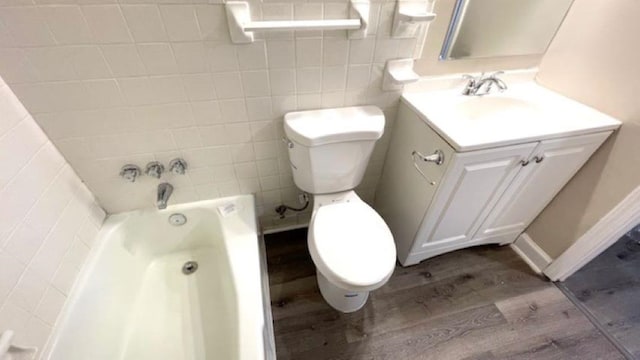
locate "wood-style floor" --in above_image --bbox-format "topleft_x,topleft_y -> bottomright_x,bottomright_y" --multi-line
561,229 -> 640,359
265,228 -> 624,360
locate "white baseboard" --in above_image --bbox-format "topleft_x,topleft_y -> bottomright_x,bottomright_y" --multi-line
510,233 -> 553,274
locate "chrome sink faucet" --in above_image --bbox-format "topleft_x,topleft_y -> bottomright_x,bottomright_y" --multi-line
157,182 -> 173,210
462,71 -> 508,96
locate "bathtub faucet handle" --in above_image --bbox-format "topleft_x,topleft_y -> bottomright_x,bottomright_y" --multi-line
120,164 -> 141,183
145,161 -> 165,179
169,158 -> 188,175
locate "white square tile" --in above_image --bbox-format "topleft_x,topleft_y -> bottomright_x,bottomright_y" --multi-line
234,162 -> 258,179
217,180 -> 240,196
172,128 -> 203,149
257,159 -> 278,177
0,49 -> 40,84
374,38 -> 400,63
82,5 -> 133,44
0,301 -> 30,338
137,43 -> 178,75
101,44 -> 146,77
159,5 -> 200,42
237,41 -> 267,70
42,6 -> 93,45
35,286 -> 66,325
266,40 -> 295,69
182,146 -> 232,168
269,69 -> 296,95
297,93 -> 321,110
259,175 -> 280,191
323,38 -> 349,66
349,38 -> 376,64
212,165 -> 236,183
241,71 -> 270,97
296,68 -> 321,93
0,143 -> 65,243
84,79 -> 125,109
207,42 -> 238,72
191,100 -> 222,125
321,91 -> 345,108
0,119 -> 48,189
121,5 -> 168,42
238,177 -> 260,193
229,143 -> 255,162
249,121 -> 275,142
198,125 -> 226,146
224,123 -> 251,144
195,5 -> 228,41
212,72 -> 244,99
346,64 -> 371,90
253,141 -> 278,160
295,38 -> 322,67
245,97 -> 273,121
219,99 -> 248,123
182,74 -> 216,101
24,47 -> 77,82
322,66 -> 347,92
9,268 -> 47,313
0,7 -> 55,46
24,316 -> 51,357
172,42 -> 208,74
0,250 -> 25,301
70,46 -> 111,79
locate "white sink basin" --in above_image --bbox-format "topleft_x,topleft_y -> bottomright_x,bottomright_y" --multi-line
402,83 -> 621,151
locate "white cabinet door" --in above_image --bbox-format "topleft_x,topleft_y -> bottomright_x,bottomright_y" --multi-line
475,131 -> 612,242
412,142 -> 537,251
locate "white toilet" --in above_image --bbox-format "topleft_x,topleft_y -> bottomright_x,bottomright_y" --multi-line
284,106 -> 396,313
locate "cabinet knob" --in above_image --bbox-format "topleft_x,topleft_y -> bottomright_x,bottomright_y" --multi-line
520,159 -> 530,167
534,156 -> 545,163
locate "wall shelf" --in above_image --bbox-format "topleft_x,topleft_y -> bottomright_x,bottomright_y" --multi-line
225,0 -> 370,44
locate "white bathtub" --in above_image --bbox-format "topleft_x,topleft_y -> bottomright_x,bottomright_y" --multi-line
43,195 -> 275,360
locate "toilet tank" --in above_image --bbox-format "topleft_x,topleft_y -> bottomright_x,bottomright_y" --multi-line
284,106 -> 385,194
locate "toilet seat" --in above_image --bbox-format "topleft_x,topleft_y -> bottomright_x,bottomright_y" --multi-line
309,200 -> 396,292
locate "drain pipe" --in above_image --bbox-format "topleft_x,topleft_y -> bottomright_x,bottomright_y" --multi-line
275,193 -> 310,219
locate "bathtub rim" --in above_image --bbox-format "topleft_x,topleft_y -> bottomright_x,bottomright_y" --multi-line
41,194 -> 275,360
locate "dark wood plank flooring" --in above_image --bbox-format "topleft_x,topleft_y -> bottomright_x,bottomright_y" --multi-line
562,229 -> 640,359
265,228 -> 623,360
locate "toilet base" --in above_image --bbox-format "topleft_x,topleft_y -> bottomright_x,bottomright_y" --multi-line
316,271 -> 369,313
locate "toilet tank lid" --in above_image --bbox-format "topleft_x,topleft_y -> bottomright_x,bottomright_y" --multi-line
284,106 -> 385,147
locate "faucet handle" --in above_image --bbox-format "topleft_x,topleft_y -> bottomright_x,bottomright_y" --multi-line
487,70 -> 504,78
145,161 -> 165,179
169,158 -> 188,175
120,164 -> 141,183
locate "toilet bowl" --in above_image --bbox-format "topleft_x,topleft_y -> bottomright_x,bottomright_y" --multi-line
283,106 -> 396,312
309,191 -> 395,312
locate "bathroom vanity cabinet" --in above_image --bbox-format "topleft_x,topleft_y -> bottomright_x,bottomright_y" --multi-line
376,87 -> 620,266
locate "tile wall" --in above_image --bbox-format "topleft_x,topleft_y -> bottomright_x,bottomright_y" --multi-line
0,75 -> 105,357
0,0 -> 434,228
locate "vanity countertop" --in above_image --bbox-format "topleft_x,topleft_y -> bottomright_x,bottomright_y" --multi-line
401,82 -> 622,152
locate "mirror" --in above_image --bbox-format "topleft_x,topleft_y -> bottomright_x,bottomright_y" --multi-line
440,0 -> 574,60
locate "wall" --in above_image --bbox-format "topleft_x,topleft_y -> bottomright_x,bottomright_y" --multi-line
413,0 -> 543,76
0,0 -> 431,229
0,76 -> 105,357
526,0 -> 640,258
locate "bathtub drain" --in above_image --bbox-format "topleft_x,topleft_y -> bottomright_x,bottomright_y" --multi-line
168,213 -> 187,226
182,261 -> 198,275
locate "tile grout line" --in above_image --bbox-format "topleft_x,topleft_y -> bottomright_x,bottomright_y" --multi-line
554,282 -> 635,360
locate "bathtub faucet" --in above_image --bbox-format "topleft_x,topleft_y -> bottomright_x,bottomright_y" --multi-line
157,182 -> 174,210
